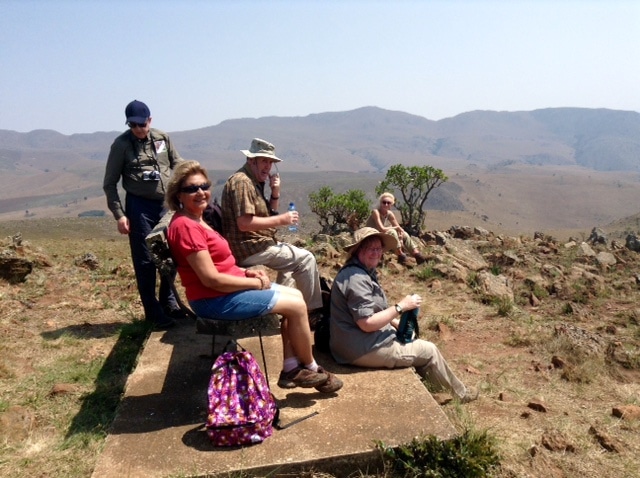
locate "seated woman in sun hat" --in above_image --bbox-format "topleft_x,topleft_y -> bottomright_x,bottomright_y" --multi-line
366,192 -> 426,265
164,160 -> 342,394
329,227 -> 477,403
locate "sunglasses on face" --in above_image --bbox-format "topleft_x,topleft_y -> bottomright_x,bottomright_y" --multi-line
180,183 -> 211,194
128,121 -> 148,129
381,201 -> 393,205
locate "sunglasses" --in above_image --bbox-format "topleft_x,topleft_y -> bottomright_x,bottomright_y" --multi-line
128,121 -> 148,129
180,183 -> 211,194
381,201 -> 393,205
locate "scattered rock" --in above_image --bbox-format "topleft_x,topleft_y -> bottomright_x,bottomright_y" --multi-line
428,279 -> 442,291
49,383 -> 79,397
577,242 -> 596,258
530,292 -> 540,307
476,271 -> 514,301
551,355 -> 567,369
587,227 -> 607,245
0,255 -> 33,283
589,425 -> 624,453
528,398 -> 548,412
612,405 -> 640,421
74,252 -> 100,270
554,323 -> 607,356
435,322 -> 453,341
596,251 -> 616,268
541,429 -> 576,453
498,391 -> 512,402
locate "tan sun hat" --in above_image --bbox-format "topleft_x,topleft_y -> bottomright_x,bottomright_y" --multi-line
241,138 -> 283,162
344,227 -> 398,257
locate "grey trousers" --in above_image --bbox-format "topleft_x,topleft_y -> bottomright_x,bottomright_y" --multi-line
239,242 -> 323,311
351,339 -> 467,399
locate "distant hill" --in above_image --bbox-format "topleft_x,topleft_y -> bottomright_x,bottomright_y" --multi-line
1,106 -> 640,237
2,107 -> 639,173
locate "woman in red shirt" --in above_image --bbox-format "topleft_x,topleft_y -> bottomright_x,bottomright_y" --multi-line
165,161 -> 342,394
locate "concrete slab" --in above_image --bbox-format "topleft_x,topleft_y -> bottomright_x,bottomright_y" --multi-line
91,322 -> 457,478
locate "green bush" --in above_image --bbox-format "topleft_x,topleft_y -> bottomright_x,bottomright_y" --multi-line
377,429 -> 500,477
308,186 -> 370,234
376,164 -> 448,236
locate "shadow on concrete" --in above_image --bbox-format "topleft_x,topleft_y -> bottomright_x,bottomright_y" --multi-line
91,322 -> 457,478
64,320 -> 152,440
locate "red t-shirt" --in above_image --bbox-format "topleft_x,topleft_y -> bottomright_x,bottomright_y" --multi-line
166,214 -> 245,301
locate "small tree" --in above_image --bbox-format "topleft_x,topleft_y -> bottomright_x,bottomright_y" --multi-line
309,186 -> 370,234
376,164 -> 448,235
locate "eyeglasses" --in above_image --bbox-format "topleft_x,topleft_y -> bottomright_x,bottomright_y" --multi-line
128,121 -> 148,129
381,201 -> 392,205
364,247 -> 384,254
180,183 -> 211,194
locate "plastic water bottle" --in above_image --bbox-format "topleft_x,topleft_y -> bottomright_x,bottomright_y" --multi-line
288,202 -> 298,232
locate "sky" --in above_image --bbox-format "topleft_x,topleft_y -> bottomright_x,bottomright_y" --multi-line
1,0 -> 639,135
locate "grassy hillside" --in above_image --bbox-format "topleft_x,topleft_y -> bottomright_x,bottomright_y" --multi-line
1,216 -> 639,477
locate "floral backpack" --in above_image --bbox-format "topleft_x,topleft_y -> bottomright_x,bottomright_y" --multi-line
206,345 -> 279,446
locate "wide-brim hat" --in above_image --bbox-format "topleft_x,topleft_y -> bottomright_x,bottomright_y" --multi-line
344,227 -> 398,257
241,138 -> 283,162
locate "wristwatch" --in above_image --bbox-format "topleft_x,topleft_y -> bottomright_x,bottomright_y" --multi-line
394,304 -> 403,315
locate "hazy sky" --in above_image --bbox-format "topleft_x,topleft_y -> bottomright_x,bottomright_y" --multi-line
2,0 -> 638,135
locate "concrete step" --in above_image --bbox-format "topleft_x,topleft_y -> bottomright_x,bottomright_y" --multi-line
91,321 -> 456,477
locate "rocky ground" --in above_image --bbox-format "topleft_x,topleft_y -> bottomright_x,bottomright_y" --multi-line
1,217 -> 639,477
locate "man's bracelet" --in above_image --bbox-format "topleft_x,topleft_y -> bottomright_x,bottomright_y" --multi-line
270,195 -> 279,200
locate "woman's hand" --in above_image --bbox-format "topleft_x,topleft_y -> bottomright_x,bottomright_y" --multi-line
245,269 -> 271,289
399,293 -> 422,311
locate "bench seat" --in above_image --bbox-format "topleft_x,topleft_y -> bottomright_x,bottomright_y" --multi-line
145,213 -> 279,378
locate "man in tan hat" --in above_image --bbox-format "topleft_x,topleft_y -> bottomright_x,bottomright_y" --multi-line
221,138 -> 323,317
329,227 -> 478,403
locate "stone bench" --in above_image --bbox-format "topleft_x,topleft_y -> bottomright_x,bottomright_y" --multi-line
145,212 -> 280,378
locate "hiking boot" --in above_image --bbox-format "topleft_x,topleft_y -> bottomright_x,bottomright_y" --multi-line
164,306 -> 191,320
314,367 -> 343,394
154,314 -> 176,330
414,253 -> 427,265
307,308 -> 325,330
460,386 -> 479,404
277,367 -> 328,389
398,253 -> 408,265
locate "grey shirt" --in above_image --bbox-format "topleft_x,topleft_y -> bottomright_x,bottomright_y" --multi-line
103,128 -> 182,220
329,257 -> 396,364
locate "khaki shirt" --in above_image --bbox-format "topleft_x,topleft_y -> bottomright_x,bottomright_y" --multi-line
221,164 -> 277,263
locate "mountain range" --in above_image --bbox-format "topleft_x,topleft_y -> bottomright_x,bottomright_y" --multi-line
1,107 -> 640,237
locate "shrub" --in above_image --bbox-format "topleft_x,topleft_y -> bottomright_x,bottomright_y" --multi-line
376,164 -> 448,236
308,186 -> 370,234
377,429 -> 500,477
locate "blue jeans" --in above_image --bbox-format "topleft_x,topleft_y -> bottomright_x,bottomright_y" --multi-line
190,287 -> 280,320
125,194 -> 177,321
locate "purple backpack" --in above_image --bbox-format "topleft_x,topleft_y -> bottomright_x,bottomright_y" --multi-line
206,348 -> 279,446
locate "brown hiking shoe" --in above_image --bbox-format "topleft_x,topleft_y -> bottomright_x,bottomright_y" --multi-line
460,386 -> 479,403
398,253 -> 408,265
314,367 -> 343,394
414,253 -> 427,265
277,367 -> 328,389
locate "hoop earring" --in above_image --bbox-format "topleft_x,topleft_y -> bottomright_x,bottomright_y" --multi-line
179,202 -> 183,210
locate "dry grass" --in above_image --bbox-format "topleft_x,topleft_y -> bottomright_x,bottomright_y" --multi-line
1,216 -> 640,477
